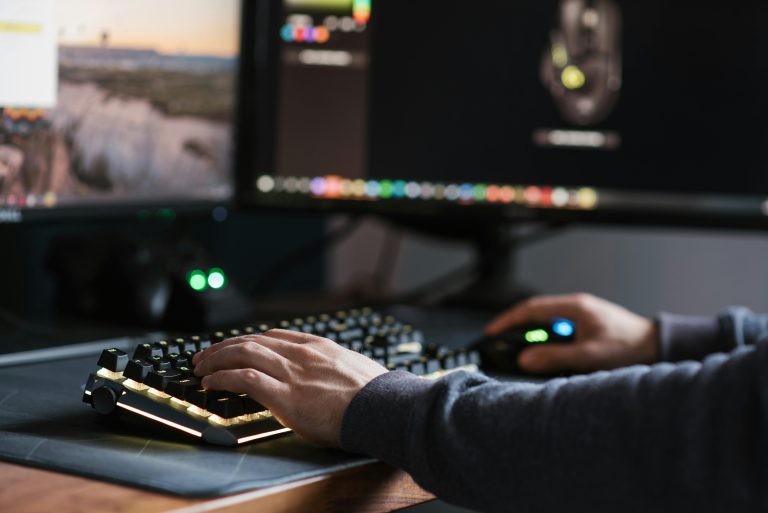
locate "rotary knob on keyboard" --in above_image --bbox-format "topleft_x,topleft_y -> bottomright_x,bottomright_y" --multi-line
97,348 -> 128,372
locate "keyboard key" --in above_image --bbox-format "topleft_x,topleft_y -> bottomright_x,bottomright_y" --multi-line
208,397 -> 245,419
97,348 -> 128,372
133,343 -> 162,360
165,378 -> 202,400
149,355 -> 171,371
124,359 -> 154,382
145,369 -> 182,390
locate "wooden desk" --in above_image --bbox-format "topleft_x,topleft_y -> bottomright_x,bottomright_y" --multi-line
0,460 -> 434,513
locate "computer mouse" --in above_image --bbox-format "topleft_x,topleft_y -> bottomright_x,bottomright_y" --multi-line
470,318 -> 576,375
540,0 -> 622,126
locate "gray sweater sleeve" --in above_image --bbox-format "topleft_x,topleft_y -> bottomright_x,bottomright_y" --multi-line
341,343 -> 768,512
659,307 -> 768,361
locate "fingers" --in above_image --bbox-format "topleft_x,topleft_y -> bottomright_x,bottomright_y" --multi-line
485,294 -> 593,335
194,341 -> 290,381
202,368 -> 287,410
191,329 -> 325,366
517,342 -> 604,374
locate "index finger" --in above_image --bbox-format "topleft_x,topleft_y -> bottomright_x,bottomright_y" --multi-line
485,294 -> 587,335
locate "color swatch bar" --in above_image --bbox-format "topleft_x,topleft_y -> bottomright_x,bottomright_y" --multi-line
256,175 -> 600,210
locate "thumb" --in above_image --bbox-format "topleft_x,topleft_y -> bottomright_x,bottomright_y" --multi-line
518,343 -> 600,374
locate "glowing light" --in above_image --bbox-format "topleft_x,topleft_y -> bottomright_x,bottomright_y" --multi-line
314,26 -> 331,44
524,186 -> 542,206
562,65 -> 586,90
551,188 -> 569,207
525,329 -> 549,343
486,185 -> 501,203
420,182 -> 435,200
310,177 -> 327,196
256,175 -> 275,193
237,427 -> 293,444
540,187 -> 553,207
353,0 -> 372,25
552,44 -> 568,68
499,186 -> 515,204
392,180 -> 407,198
340,179 -> 353,197
379,180 -> 394,199
459,184 -> 475,202
351,179 -> 367,197
473,184 -> 488,202
325,176 -> 343,198
117,403 -> 202,438
188,270 -> 207,292
444,184 -> 461,201
405,181 -> 421,199
553,320 -> 575,337
207,268 -> 226,290
577,188 -> 599,209
366,180 -> 381,198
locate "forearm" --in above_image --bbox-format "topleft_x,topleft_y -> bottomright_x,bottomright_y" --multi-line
341,344 -> 768,513
658,307 -> 768,361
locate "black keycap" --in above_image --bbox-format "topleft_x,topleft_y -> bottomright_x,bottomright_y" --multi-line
153,341 -> 169,356
188,388 -> 210,409
149,355 -> 171,371
211,331 -> 226,343
145,369 -> 182,390
175,366 -> 193,378
166,339 -> 182,355
208,397 -> 245,419
124,359 -> 154,382
165,378 -> 201,400
241,395 -> 266,414
168,353 -> 189,369
97,348 -> 128,372
133,343 -> 162,360
468,350 -> 481,366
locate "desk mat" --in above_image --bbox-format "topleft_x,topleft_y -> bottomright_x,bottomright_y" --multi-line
0,355 -> 375,498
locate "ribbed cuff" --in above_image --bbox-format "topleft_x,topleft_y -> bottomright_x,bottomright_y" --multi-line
657,312 -> 723,362
340,371 -> 432,465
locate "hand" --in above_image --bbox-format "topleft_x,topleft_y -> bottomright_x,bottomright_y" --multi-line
191,330 -> 388,447
485,293 -> 659,374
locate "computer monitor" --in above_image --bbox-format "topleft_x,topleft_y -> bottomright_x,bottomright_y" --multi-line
240,0 -> 768,231
0,0 -> 242,223
0,0 -> 255,331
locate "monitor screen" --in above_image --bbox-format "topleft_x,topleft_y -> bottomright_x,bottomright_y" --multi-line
242,0 -> 768,228
0,0 -> 241,222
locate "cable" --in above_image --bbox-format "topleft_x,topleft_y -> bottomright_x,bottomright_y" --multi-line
250,216 -> 364,297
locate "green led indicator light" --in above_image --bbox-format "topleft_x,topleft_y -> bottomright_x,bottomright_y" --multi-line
379,180 -> 394,199
207,268 -> 227,290
158,208 -> 177,221
188,270 -> 207,291
524,329 -> 549,343
473,184 -> 488,202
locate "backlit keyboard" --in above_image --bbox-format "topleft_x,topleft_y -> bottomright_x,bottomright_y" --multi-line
82,308 -> 481,446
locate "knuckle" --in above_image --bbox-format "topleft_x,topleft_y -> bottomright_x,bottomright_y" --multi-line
242,368 -> 261,386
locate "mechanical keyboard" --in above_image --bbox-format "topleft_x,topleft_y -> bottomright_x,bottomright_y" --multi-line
82,307 -> 481,446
